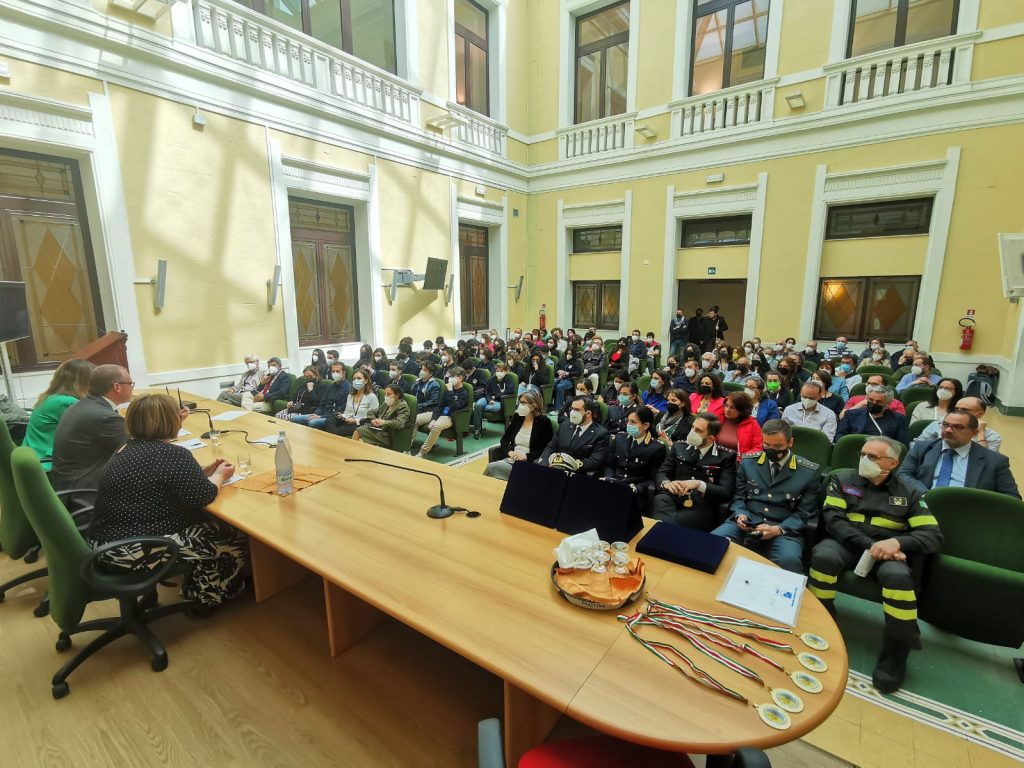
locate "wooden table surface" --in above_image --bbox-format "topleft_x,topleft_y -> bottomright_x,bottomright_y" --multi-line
174,393 -> 847,760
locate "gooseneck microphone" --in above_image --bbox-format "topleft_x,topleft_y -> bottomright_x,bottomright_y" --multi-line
343,458 -> 454,519
189,408 -> 220,440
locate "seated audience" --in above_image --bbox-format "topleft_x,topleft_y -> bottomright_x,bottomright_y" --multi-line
518,352 -> 549,395
803,340 -> 821,365
897,410 -> 1019,497
809,436 -> 941,693
782,381 -> 837,442
763,370 -> 791,409
608,338 -> 629,376
330,368 -> 378,437
603,406 -> 664,503
626,329 -> 648,374
895,355 -> 940,393
655,388 -> 693,445
910,377 -> 962,423
914,396 -> 1001,453
810,370 -> 844,415
724,355 -> 759,384
462,359 -> 488,400
217,354 -> 265,409
607,382 -> 640,435
538,395 -> 609,475
559,379 -> 594,424
719,392 -> 763,455
278,366 -> 322,420
412,363 -> 441,416
843,374 -> 906,417
836,385 -> 909,444
483,390 -> 553,480
690,373 -> 726,421
890,340 -> 920,372
838,355 -> 861,391
471,362 -> 515,438
352,383 -> 411,449
23,358 -> 94,471
816,362 -> 849,403
414,367 -> 469,458
287,362 -> 345,429
711,419 -> 821,573
89,393 -> 246,607
582,339 -> 607,392
553,347 -> 582,410
859,338 -> 891,365
652,413 -> 737,531
309,348 -> 330,379
673,359 -> 700,394
641,370 -> 669,414
252,357 -> 291,413
825,336 -> 853,359
744,377 -> 780,426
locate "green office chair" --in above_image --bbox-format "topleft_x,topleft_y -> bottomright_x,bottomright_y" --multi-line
636,374 -> 651,394
400,373 -> 417,391
918,488 -> 1024,653
271,373 -> 299,413
723,381 -> 745,393
0,420 -> 47,614
849,383 -> 866,397
898,385 -> 932,405
392,394 -> 419,453
789,426 -> 832,469
855,364 -> 892,377
830,434 -> 868,470
483,373 -> 518,429
908,419 -> 932,441
801,360 -> 818,373
11,447 -> 194,699
417,382 -> 473,456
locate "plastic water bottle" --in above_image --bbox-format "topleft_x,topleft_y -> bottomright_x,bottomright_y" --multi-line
275,430 -> 293,496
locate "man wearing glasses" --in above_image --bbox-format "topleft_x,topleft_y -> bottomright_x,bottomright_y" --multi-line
809,437 -> 942,693
898,410 -> 1019,498
51,364 -> 136,494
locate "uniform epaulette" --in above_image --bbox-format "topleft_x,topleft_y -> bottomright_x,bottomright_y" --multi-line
743,451 -> 763,460
795,456 -> 820,471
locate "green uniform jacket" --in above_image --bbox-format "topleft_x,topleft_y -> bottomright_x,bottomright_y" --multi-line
729,450 -> 822,535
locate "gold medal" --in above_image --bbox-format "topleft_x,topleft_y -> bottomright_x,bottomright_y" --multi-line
682,495 -> 693,508
790,671 -> 823,694
797,652 -> 828,672
770,688 -> 805,713
755,703 -> 792,730
800,632 -> 829,651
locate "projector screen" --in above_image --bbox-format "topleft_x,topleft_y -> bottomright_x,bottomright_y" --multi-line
0,282 -> 30,344
422,258 -> 448,291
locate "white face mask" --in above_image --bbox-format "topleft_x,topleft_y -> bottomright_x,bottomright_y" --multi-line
495,371 -> 507,380
701,360 -> 712,370
632,335 -> 640,342
390,370 -> 401,379
516,403 -> 530,417
420,370 -> 430,380
911,365 -> 923,376
247,362 -> 258,371
575,390 -> 587,397
801,397 -> 818,410
268,365 -> 280,375
873,353 -> 883,360
744,387 -> 758,401
374,355 -> 382,362
331,372 -> 343,382
568,409 -> 584,425
804,347 -> 814,355
858,455 -> 885,480
685,368 -> 697,379
936,388 -> 954,401
384,395 -> 396,406
591,343 -> 601,351
871,344 -> 880,350
685,430 -> 704,448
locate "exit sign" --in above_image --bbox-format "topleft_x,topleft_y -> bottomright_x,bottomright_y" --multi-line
707,267 -> 717,275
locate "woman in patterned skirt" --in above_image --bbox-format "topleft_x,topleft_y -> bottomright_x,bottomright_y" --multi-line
89,393 -> 248,607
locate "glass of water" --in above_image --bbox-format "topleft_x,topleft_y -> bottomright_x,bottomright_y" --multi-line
209,430 -> 221,447
237,453 -> 252,477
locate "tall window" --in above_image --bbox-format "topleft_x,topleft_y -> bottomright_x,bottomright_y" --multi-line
0,150 -> 104,372
290,198 -> 360,345
574,2 -> 630,124
573,281 -> 620,329
691,0 -> 770,96
459,223 -> 489,329
847,0 -> 958,58
825,198 -> 933,240
454,0 -> 489,115
814,276 -> 920,342
234,0 -> 397,74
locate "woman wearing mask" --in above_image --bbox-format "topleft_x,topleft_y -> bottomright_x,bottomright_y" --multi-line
23,358 -> 94,470
483,390 -> 553,480
714,346 -> 734,377
744,377 -> 780,426
354,344 -> 374,372
608,338 -> 629,377
600,373 -> 627,405
748,349 -> 771,380
295,361 -> 350,430
775,359 -> 800,403
689,374 -> 726,420
816,360 -> 849,402
352,383 -> 410,449
371,347 -> 389,374
607,382 -> 640,434
553,345 -> 583,409
641,369 -> 670,413
471,362 -> 516,438
811,370 -> 845,415
310,348 -> 330,379
280,366 -> 323,421
718,392 -> 763,455
763,370 -> 792,409
682,343 -> 702,362
604,406 -> 664,506
656,388 -> 693,445
519,353 -> 549,395
329,368 -> 379,437
910,377 -> 962,423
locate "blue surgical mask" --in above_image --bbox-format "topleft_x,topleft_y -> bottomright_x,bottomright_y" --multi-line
352,379 -> 364,390
617,394 -> 631,405
626,424 -> 641,437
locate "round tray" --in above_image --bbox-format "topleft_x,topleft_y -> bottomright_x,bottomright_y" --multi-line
550,562 -> 646,611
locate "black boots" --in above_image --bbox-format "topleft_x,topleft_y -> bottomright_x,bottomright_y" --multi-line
873,638 -> 911,694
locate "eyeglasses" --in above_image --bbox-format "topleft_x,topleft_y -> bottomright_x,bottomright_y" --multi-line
941,422 -> 969,431
859,452 -> 891,462
116,380 -> 135,387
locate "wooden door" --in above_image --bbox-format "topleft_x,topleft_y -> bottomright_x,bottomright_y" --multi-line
459,223 -> 489,330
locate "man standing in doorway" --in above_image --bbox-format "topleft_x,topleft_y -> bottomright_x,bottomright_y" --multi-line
669,309 -> 689,358
705,305 -> 728,350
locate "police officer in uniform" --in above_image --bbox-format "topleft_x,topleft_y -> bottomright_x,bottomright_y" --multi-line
604,406 -> 666,514
651,413 -> 736,531
711,419 -> 821,573
808,436 -> 942,693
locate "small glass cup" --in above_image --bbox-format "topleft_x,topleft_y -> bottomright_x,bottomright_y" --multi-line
573,556 -> 595,571
208,430 -> 221,447
591,550 -> 610,573
237,453 -> 252,477
612,551 -> 630,575
611,541 -> 629,554
596,540 -> 610,553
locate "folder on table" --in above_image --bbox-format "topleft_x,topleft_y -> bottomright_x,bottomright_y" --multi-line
635,522 -> 729,574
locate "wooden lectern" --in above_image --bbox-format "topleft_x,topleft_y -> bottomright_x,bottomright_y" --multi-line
74,331 -> 130,370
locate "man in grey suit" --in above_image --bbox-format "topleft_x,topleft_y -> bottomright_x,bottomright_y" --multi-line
897,411 -> 1020,498
51,364 -> 135,493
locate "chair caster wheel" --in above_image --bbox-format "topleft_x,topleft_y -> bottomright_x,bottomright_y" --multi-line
55,633 -> 71,652
24,550 -> 39,565
52,682 -> 70,700
151,654 -> 168,672
34,600 -> 50,618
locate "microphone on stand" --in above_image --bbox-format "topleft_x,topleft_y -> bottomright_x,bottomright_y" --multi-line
343,458 -> 454,519
194,410 -> 221,441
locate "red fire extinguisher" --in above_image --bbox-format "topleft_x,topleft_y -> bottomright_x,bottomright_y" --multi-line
959,317 -> 975,350
539,303 -> 547,332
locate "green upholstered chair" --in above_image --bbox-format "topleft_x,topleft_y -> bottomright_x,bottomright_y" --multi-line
802,360 -> 818,373
11,446 -> 193,699
830,434 -> 868,471
483,373 -> 518,429
723,381 -> 745,393
594,400 -> 609,427
902,400 -> 928,425
540,379 -> 554,412
908,419 -> 933,441
0,420 -> 47,613
855,365 -> 892,377
636,375 -> 651,394
271,373 -> 299,413
918,487 -> 1024,650
417,381 -> 473,456
897,385 -> 933,405
476,368 -> 491,382
789,426 -> 832,469
392,394 -> 419,454
400,373 -> 417,392
849,383 -> 867,398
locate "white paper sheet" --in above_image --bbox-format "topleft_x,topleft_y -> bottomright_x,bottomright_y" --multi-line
177,428 -> 190,438
222,474 -> 246,486
211,410 -> 248,421
251,434 -> 280,447
716,556 -> 807,627
174,438 -> 207,451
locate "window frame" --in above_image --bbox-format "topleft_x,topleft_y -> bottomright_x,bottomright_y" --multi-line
454,0 -> 490,116
812,274 -> 922,342
825,197 -> 934,240
234,0 -> 398,74
572,280 -> 621,329
845,0 -> 960,59
680,214 -> 753,248
572,225 -> 624,254
573,0 -> 631,124
689,0 -> 771,96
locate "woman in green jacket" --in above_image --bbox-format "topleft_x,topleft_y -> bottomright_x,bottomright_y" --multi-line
23,358 -> 94,470
351,383 -> 410,450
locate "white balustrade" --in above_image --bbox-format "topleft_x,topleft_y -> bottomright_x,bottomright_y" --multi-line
446,103 -> 507,156
190,0 -> 420,125
670,80 -> 776,139
557,113 -> 636,160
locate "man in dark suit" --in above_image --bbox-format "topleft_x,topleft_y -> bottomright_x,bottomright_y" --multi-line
688,308 -> 707,352
51,364 -> 134,493
705,306 -> 729,350
651,413 -> 737,531
897,410 -> 1020,498
538,395 -> 609,475
252,356 -> 291,413
668,309 -> 689,358
835,386 -> 910,445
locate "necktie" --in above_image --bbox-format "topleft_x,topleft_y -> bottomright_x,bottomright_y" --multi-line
935,448 -> 954,488
571,426 -> 581,443
769,462 -> 778,481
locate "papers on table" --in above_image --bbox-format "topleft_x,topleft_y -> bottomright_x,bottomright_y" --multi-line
222,473 -> 246,486
177,428 -> 190,438
174,438 -> 207,451
716,556 -> 807,627
251,434 -> 280,447
212,410 -> 248,422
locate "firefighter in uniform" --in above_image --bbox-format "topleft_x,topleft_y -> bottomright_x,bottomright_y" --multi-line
711,419 -> 822,573
808,436 -> 941,693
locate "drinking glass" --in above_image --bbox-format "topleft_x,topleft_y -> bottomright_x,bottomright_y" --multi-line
238,453 -> 252,477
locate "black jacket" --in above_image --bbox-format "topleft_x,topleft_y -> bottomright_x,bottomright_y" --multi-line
604,434 -> 665,494
539,420 -> 610,474
51,395 -> 128,493
496,414 -> 555,463
523,363 -> 549,388
654,441 -> 737,514
483,374 -> 516,402
431,383 -> 470,421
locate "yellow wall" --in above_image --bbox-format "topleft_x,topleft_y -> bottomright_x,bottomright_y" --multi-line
972,38 -> 1024,82
675,246 -> 748,280
776,0 -> 833,75
820,237 -> 928,278
107,85 -> 284,372
416,0 -> 450,100
271,130 -> 373,172
569,251 -> 620,281
978,2 -> 1024,29
505,1 -> 530,135
635,0 -> 676,111
773,78 -> 826,121
528,0 -> 561,135
0,58 -> 102,107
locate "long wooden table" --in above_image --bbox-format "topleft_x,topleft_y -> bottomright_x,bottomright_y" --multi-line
176,394 -> 847,764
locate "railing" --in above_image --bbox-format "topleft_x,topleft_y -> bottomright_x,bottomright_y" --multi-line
446,102 -> 507,156
189,0 -> 420,125
824,32 -> 980,109
556,112 -> 636,160
670,79 -> 777,138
